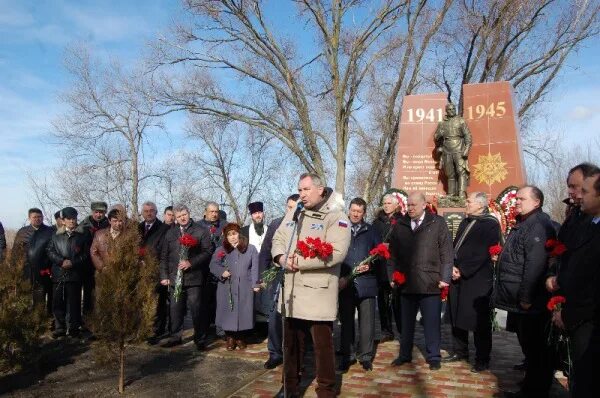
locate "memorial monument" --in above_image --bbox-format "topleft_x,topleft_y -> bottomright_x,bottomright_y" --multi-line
392,81 -> 527,237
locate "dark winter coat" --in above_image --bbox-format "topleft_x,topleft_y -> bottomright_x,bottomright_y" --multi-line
448,215 -> 501,331
47,228 -> 91,282
139,219 -> 168,259
372,210 -> 402,243
78,215 -> 109,236
492,209 -> 556,314
255,216 -> 284,316
160,220 -> 212,287
549,207 -> 593,292
14,224 -> 55,283
560,220 -> 600,330
198,218 -> 227,254
0,221 -> 6,261
388,212 -> 453,295
340,222 -> 383,299
209,239 -> 259,331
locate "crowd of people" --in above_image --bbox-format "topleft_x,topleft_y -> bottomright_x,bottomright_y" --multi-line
0,166 -> 599,398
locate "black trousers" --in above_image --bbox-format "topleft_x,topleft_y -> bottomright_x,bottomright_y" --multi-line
170,285 -> 205,344
451,325 -> 492,364
202,275 -> 220,335
52,281 -> 82,332
82,271 -> 95,316
153,283 -> 170,336
377,285 -> 394,337
339,288 -> 375,362
571,326 -> 600,398
283,318 -> 336,398
400,294 -> 441,363
514,312 -> 554,397
33,278 -> 53,317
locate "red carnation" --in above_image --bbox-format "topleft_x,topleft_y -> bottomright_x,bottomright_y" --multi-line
138,247 -> 147,257
296,237 -> 333,260
545,239 -> 559,249
369,243 -> 391,260
179,233 -> 198,247
390,218 -> 397,225
545,239 -> 567,257
209,226 -> 217,234
440,286 -> 449,301
40,268 -> 52,277
547,295 -> 566,312
318,241 -> 334,259
217,250 -> 227,260
488,244 -> 503,257
392,271 -> 406,285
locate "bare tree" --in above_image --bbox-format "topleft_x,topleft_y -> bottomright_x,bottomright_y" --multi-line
152,0 -> 412,195
186,115 -> 294,224
53,45 -> 165,218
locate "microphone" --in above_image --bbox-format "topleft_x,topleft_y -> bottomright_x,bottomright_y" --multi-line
292,202 -> 304,222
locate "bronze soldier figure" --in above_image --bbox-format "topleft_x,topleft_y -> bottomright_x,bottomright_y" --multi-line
434,103 -> 472,198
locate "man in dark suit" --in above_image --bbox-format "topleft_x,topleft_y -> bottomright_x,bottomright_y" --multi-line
389,192 -> 453,370
139,201 -> 170,345
552,168 -> 600,397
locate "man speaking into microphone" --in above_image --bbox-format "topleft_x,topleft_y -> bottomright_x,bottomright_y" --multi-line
272,173 -> 351,398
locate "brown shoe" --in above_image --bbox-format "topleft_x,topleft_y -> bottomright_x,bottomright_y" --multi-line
226,336 -> 236,351
236,339 -> 247,350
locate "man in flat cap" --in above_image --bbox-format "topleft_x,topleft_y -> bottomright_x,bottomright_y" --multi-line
47,207 -> 91,338
241,201 -> 268,253
78,201 -> 109,324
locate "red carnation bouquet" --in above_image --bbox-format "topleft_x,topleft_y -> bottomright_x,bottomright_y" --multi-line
489,244 -> 503,257
174,233 -> 198,302
296,237 -> 334,260
217,250 -> 233,311
349,243 -> 391,279
392,270 -> 406,286
545,239 -> 567,257
547,295 -> 566,312
440,285 -> 449,302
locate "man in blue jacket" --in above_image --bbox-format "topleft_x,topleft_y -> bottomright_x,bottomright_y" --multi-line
338,197 -> 385,372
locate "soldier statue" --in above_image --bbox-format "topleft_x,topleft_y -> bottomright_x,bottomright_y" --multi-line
434,103 -> 472,198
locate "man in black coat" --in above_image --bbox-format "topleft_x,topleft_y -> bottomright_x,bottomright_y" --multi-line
552,169 -> 600,397
492,186 -> 556,398
444,193 -> 500,372
546,163 -> 598,296
14,208 -> 55,317
77,201 -> 109,319
198,201 -> 227,340
372,192 -> 404,342
139,201 -> 170,344
47,207 -> 91,338
389,192 -> 453,370
338,198 -> 384,372
0,220 -> 6,261
160,205 -> 212,349
260,194 -> 299,370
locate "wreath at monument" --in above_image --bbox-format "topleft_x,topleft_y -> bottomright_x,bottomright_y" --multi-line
495,186 -> 519,236
381,188 -> 408,215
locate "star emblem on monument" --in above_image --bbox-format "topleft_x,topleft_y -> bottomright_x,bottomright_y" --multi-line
473,152 -> 508,186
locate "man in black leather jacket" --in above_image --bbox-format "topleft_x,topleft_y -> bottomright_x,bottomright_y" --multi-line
47,207 -> 91,338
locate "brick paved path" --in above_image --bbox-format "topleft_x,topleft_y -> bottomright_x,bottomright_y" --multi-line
205,323 -> 569,398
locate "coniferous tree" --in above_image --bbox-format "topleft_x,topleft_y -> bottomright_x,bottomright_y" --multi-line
92,225 -> 157,394
0,249 -> 47,371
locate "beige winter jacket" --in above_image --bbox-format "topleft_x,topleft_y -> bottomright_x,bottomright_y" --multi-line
272,190 -> 351,321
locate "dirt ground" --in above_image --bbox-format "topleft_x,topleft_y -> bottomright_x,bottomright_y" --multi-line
1,336 -> 266,397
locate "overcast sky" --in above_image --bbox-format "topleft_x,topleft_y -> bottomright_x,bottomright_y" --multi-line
1,0 -> 599,229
